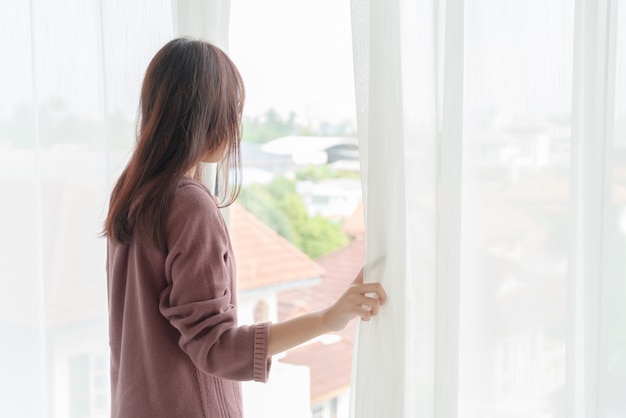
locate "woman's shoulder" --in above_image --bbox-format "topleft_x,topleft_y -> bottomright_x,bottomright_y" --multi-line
175,177 -> 217,202
173,177 -> 217,208
165,177 -> 230,255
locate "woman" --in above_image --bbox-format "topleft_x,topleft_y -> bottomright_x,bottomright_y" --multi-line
104,37 -> 386,418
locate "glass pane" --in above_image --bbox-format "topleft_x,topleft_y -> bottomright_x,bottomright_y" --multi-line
229,2 -> 360,417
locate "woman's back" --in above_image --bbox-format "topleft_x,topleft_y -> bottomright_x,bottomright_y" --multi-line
107,178 -> 270,418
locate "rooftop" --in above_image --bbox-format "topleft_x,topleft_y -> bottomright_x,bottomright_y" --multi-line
229,203 -> 325,292
279,235 -> 366,403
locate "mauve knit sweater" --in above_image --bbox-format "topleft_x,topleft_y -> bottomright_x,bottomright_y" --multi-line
107,178 -> 271,417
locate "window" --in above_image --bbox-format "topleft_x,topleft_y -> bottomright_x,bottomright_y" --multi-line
69,352 -> 108,418
230,1 -> 361,417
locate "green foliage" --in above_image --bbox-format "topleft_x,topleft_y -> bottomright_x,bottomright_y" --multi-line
295,164 -> 336,181
237,107 -> 357,258
317,120 -> 357,137
265,175 -> 297,198
297,215 -> 349,259
295,164 -> 360,181
238,176 -> 348,259
242,109 -> 303,144
241,108 -> 357,144
238,184 -> 297,243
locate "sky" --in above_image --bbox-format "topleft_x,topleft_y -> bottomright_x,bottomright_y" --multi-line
0,0 -> 357,130
2,0 -> 622,133
227,0 -> 580,129
228,0 -> 357,126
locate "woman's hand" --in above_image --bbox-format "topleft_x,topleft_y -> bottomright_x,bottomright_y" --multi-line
267,268 -> 387,357
322,268 -> 387,332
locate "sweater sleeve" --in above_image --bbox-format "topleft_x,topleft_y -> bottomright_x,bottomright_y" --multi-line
158,181 -> 271,383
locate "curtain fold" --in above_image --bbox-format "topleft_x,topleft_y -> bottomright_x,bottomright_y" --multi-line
0,2 -> 237,415
568,1 -> 618,416
351,0 -> 626,417
350,0 -> 411,416
0,2 -> 173,416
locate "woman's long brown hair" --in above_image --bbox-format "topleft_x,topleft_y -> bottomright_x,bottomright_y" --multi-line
104,38 -> 244,250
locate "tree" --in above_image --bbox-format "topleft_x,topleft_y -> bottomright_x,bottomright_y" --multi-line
241,108 -> 357,144
238,176 -> 348,259
297,215 -> 348,259
238,184 -> 297,243
242,109 -> 302,144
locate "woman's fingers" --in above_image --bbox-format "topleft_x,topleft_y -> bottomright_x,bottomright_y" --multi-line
352,268 -> 364,285
350,268 -> 387,305
351,282 -> 387,305
356,306 -> 373,321
348,294 -> 381,312
323,275 -> 387,331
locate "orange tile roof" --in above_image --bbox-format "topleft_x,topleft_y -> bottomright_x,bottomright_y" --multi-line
278,237 -> 365,329
229,203 -> 325,291
278,237 -> 366,403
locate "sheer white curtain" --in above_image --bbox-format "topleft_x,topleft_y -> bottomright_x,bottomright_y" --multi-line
351,0 -> 626,417
0,1 -> 230,417
0,2 -> 173,416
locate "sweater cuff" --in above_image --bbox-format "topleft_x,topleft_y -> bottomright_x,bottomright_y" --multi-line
253,321 -> 272,382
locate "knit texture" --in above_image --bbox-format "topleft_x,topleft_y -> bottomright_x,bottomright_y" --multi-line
107,178 -> 271,417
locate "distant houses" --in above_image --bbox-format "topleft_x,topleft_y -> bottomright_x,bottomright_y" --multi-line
235,169 -> 626,416
229,199 -> 364,418
235,136 -> 364,417
242,135 -> 362,222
